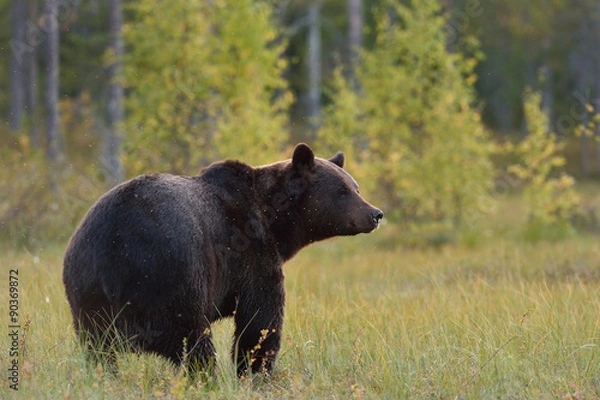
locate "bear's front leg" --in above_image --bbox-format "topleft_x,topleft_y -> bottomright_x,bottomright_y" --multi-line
232,278 -> 285,376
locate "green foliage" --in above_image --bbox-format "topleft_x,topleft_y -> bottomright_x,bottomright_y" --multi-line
319,0 -> 494,235
0,95 -> 108,247
60,1 -> 111,99
575,103 -> 600,143
124,0 -> 292,175
508,90 -> 581,231
0,138 -> 103,247
460,0 -> 598,132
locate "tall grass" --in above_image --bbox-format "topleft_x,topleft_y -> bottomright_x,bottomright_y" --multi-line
1,235 -> 599,399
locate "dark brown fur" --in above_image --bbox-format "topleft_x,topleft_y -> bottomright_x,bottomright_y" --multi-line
63,143 -> 383,376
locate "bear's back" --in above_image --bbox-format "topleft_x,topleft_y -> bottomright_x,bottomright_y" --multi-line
70,173 -> 206,250
63,173 -> 213,306
63,163 -> 262,308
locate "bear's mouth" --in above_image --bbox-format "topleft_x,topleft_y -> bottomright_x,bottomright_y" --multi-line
361,218 -> 380,233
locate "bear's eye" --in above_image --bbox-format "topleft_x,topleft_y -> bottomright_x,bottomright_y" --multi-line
338,187 -> 351,196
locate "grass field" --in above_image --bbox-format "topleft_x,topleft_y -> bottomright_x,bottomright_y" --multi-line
1,220 -> 599,398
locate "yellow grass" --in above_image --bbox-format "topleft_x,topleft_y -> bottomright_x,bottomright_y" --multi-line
0,232 -> 599,398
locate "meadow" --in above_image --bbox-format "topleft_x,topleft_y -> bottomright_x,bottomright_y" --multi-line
1,200 -> 599,399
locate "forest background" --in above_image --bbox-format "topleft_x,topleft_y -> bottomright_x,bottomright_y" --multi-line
1,0 -> 599,246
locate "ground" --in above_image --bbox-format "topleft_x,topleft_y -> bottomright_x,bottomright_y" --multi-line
1,191 -> 599,399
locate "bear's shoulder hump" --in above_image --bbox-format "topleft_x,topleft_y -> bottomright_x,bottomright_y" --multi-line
199,160 -> 255,188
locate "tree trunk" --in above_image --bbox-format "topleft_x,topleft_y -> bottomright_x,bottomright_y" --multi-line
442,0 -> 454,52
105,0 -> 125,187
25,0 -> 40,147
10,0 -> 27,132
595,2 -> 600,174
581,126 -> 591,177
45,0 -> 63,189
347,0 -> 362,90
307,1 -> 321,130
595,74 -> 600,175
540,63 -> 554,131
570,13 -> 593,177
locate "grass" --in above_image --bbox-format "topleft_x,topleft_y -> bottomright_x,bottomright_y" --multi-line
1,225 -> 599,398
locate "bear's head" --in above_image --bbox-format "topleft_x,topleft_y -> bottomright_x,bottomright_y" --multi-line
286,143 -> 383,242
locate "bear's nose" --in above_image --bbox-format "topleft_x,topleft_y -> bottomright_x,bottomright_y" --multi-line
372,209 -> 384,224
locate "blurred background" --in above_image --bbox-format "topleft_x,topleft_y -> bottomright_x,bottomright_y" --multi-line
1,0 -> 599,248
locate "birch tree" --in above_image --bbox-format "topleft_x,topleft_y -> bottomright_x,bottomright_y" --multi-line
105,0 -> 125,186
10,0 -> 26,133
347,0 -> 362,90
306,1 -> 322,130
45,0 -> 63,186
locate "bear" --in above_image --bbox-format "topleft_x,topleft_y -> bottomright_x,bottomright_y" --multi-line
63,143 -> 383,376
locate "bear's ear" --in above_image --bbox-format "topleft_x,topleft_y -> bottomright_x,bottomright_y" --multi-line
329,152 -> 345,168
292,143 -> 315,169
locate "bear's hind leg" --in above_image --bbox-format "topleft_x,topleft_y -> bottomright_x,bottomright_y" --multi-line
182,327 -> 217,377
146,321 -> 217,376
74,312 -> 123,373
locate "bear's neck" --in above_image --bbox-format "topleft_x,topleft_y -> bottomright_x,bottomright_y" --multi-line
255,164 -> 312,262
271,218 -> 310,261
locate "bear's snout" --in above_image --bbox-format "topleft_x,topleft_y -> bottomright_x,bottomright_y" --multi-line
356,206 -> 383,233
372,209 -> 384,225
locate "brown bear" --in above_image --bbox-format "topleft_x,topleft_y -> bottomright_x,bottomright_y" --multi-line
63,143 -> 383,376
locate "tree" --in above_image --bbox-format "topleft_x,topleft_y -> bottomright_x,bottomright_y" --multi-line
306,1 -> 322,130
568,1 -> 596,177
104,0 -> 125,186
319,0 -> 493,232
9,0 -> 26,132
125,0 -> 292,175
509,90 -> 580,227
24,0 -> 40,147
347,0 -> 362,89
457,0 -> 599,155
279,0 -> 357,137
45,0 -> 63,185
